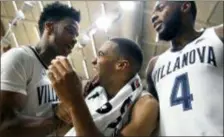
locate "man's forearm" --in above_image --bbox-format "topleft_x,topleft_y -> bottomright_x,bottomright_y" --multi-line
69,93 -> 103,136
0,114 -> 60,137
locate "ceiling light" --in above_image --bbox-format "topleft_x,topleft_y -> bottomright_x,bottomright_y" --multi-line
119,1 -> 135,11
95,16 -> 112,32
67,1 -> 72,8
89,27 -> 97,36
78,33 -> 90,47
82,34 -> 90,41
23,1 -> 36,12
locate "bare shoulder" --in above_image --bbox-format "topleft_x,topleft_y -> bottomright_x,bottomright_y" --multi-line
131,93 -> 159,121
213,24 -> 223,42
129,94 -> 159,135
214,24 -> 223,32
134,94 -> 159,111
120,94 -> 159,136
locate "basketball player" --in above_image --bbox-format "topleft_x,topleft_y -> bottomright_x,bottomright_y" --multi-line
0,2 -> 80,137
47,38 -> 159,136
146,1 -> 223,136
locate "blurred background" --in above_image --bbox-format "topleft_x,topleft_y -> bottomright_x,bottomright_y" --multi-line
0,1 -> 223,84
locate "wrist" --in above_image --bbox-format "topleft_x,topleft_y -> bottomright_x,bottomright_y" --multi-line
68,92 -> 84,107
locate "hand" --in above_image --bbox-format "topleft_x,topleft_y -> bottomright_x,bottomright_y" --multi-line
55,103 -> 72,125
47,56 -> 82,107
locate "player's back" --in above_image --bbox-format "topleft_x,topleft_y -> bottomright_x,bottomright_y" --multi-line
152,27 -> 223,136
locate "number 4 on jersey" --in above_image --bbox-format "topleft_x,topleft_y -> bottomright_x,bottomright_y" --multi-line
170,73 -> 193,111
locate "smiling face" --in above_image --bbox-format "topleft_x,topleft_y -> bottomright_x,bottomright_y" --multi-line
47,17 -> 79,56
92,41 -> 119,83
151,1 -> 182,41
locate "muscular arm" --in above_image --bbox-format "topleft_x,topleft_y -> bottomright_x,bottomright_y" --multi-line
120,95 -> 159,136
0,91 -> 59,137
145,56 -> 159,101
214,24 -> 223,43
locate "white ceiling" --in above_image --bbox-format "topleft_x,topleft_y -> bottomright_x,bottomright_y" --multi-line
0,1 -> 223,81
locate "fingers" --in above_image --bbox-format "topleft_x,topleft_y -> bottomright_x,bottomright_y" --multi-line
51,57 -> 68,74
56,56 -> 73,72
48,56 -> 72,78
47,70 -> 56,83
48,56 -> 77,84
48,65 -> 62,81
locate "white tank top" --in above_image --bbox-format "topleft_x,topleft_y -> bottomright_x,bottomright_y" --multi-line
152,28 -> 223,136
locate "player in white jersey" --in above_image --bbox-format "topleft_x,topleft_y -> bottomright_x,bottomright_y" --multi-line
47,38 -> 159,136
146,1 -> 223,136
0,2 -> 80,137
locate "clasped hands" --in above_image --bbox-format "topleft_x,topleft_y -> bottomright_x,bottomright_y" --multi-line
47,56 -> 82,110
47,56 -> 100,125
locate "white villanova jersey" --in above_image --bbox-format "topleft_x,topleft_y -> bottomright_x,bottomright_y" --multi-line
1,46 -> 58,117
152,28 -> 223,136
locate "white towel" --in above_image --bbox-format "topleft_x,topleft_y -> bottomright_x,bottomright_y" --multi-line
65,74 -> 143,136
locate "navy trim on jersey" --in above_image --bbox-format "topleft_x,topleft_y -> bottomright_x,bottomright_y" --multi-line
28,46 -> 48,69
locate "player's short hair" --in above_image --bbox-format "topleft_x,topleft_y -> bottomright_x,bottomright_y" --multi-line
110,38 -> 143,76
38,2 -> 80,35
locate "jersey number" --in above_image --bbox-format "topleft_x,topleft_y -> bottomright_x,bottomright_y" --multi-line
170,73 -> 193,111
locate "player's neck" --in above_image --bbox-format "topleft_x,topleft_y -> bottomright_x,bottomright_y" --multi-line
35,38 -> 57,67
171,26 -> 202,52
103,76 -> 129,99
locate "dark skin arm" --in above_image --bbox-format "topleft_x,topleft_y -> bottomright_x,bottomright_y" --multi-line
145,56 -> 159,101
0,91 -> 63,137
214,24 -> 223,43
48,56 -> 159,136
120,95 -> 158,136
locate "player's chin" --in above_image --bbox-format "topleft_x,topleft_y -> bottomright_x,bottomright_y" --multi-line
59,51 -> 69,57
158,31 -> 173,41
93,67 -> 99,73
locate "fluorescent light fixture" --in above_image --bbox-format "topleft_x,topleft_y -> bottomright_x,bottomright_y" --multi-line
82,60 -> 90,79
12,1 -> 18,12
101,3 -> 106,16
119,1 -> 135,11
11,32 -> 19,47
67,1 -> 72,7
90,34 -> 97,58
34,26 -> 40,40
16,10 -> 25,20
82,34 -> 90,42
1,37 -> 11,46
8,10 -> 25,27
23,1 -> 36,12
89,27 -> 97,36
95,16 -> 112,32
38,1 -> 43,12
155,33 -> 159,43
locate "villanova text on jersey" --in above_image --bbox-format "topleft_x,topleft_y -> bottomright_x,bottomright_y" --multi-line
37,84 -> 59,105
153,46 -> 217,83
